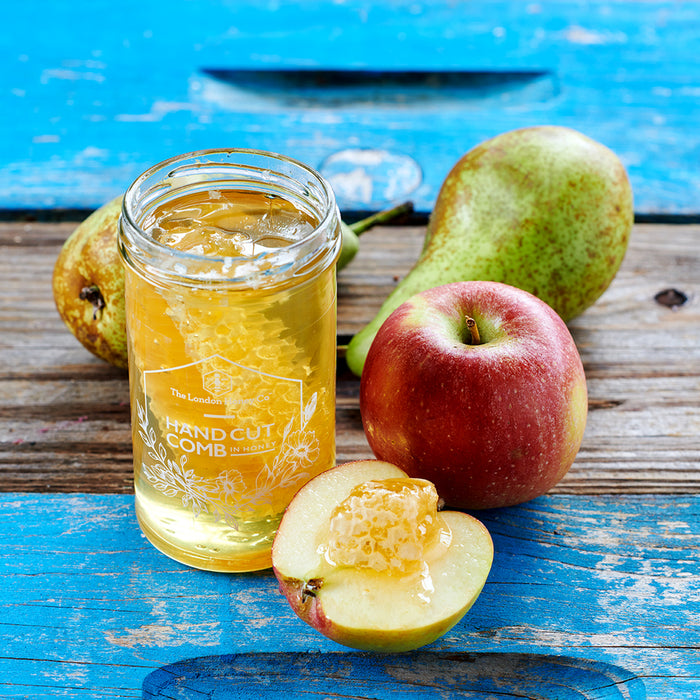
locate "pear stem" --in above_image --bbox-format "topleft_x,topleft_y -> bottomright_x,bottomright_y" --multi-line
348,201 -> 414,235
466,317 -> 481,345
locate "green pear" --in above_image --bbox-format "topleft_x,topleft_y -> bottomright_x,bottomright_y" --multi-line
338,221 -> 360,270
52,195 -> 128,368
346,126 -> 634,376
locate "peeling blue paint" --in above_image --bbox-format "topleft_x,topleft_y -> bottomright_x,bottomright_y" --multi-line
2,0 -> 699,213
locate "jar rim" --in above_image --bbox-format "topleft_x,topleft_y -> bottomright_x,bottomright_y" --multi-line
119,148 -> 340,285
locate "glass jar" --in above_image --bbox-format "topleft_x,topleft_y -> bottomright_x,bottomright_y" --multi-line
118,149 -> 341,572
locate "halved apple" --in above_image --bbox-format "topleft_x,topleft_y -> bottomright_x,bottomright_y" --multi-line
271,460 -> 493,652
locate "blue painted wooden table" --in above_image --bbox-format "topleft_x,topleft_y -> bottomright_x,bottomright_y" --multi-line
1,489 -> 697,698
2,492 -> 696,698
1,1 -> 699,698
3,0 -> 700,215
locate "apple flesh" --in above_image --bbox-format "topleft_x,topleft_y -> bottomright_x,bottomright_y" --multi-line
360,281 -> 588,510
272,460 -> 493,652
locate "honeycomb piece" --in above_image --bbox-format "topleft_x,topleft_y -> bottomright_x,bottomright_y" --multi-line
325,478 -> 442,574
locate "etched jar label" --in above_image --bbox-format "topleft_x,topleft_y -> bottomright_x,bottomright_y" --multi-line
136,354 -> 319,524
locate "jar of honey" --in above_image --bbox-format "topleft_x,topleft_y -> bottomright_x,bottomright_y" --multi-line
118,149 -> 341,571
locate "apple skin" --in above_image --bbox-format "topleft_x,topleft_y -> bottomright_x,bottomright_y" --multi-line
359,281 -> 588,509
52,196 -> 127,369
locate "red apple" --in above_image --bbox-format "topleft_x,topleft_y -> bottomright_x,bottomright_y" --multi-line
359,281 -> 588,509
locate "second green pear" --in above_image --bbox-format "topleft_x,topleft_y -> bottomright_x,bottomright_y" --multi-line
346,126 -> 634,376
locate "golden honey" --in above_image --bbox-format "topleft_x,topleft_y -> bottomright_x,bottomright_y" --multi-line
119,150 -> 341,571
324,478 -> 450,574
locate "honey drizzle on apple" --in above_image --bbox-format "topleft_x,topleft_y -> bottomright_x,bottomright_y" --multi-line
315,478 -> 453,604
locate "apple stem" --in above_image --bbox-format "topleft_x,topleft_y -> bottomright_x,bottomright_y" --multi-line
466,317 -> 481,345
79,285 -> 106,320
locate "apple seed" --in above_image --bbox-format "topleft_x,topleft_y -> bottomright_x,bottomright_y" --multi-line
301,578 -> 323,603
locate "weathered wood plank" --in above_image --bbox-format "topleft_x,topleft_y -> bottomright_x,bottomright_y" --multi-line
0,493 -> 696,698
0,222 -> 698,494
3,1 -> 700,213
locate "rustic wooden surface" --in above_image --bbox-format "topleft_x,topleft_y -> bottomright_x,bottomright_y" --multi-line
1,219 -> 699,698
2,220 -> 698,495
5,490 -> 696,699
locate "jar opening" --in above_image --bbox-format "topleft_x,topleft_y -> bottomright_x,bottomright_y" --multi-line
119,149 -> 340,286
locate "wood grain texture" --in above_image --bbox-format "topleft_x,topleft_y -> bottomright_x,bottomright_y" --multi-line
0,492 -> 696,698
2,1 -> 700,213
1,221 -> 697,495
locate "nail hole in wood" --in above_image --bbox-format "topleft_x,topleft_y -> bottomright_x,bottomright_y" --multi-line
654,288 -> 688,309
